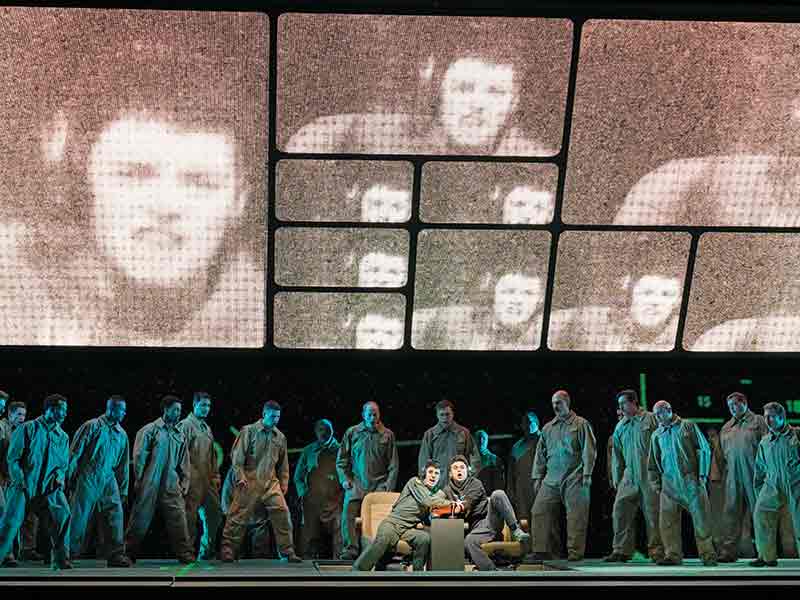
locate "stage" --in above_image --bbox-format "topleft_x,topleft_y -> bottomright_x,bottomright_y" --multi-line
2,558 -> 800,591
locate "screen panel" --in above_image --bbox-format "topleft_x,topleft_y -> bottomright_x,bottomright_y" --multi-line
0,8 -> 268,347
564,20 -> 800,226
686,233 -> 800,351
274,292 -> 406,349
278,14 -> 572,156
420,162 -> 557,224
275,228 -> 409,287
548,231 -> 691,351
276,160 -> 413,222
412,230 -> 550,350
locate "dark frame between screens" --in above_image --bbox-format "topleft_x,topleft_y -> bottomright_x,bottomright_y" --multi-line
2,0 -> 800,366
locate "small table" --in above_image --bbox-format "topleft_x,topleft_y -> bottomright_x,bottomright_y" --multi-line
429,517 -> 465,571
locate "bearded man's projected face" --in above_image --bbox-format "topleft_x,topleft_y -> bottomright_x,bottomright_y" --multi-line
438,58 -> 518,150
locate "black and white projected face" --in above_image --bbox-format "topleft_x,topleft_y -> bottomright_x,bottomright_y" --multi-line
686,234 -> 800,351
0,8 -> 267,347
90,114 -> 241,287
274,228 -> 408,287
278,14 -> 571,155
421,162 -> 557,224
274,293 -> 406,349
548,231 -> 690,351
564,20 -> 800,227
276,160 -> 413,222
412,230 -> 550,350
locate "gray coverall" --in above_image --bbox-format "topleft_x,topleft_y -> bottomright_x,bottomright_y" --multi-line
611,410 -> 663,559
353,477 -> 450,571
0,418 -> 37,560
337,422 -> 399,556
718,411 -> 766,558
179,413 -> 223,553
294,438 -> 343,558
648,415 -> 716,562
221,422 -> 296,558
508,433 -> 562,556
418,422 -> 481,490
68,414 -> 130,560
753,425 -> 800,562
125,417 -> 193,560
0,416 -> 71,564
531,411 -> 597,559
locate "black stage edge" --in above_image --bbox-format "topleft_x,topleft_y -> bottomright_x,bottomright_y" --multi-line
2,558 -> 800,594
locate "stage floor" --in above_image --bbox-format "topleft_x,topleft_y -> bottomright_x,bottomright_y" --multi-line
1,557 -> 800,589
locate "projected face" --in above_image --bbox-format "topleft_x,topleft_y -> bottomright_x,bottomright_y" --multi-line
477,431 -> 489,453
357,252 -> 407,288
494,273 -> 542,327
361,184 -> 412,223
630,275 -> 682,329
354,314 -> 403,349
439,57 -> 517,149
502,186 -> 554,224
89,114 -> 243,287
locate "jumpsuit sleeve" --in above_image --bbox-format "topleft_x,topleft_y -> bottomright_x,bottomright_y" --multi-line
178,435 -> 191,495
116,431 -> 131,500
231,430 -> 247,482
335,429 -> 353,486
6,423 -> 27,486
753,441 -> 767,496
132,425 -> 151,488
385,432 -> 400,492
648,431 -> 662,493
293,446 -> 309,498
408,478 -> 451,509
68,421 -> 95,485
278,436 -> 290,494
418,430 -> 432,477
581,420 -> 598,478
693,423 -> 711,480
532,430 -> 547,480
611,425 -> 625,489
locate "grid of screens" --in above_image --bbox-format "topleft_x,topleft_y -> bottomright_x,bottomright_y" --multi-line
2,9 -> 800,351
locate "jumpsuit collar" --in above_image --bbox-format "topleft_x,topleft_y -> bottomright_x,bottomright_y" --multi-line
555,410 -> 576,424
37,415 -> 59,432
187,412 -> 211,432
620,408 -> 645,425
658,414 -> 681,432
434,421 -> 457,435
732,410 -> 753,426
99,413 -> 124,433
156,417 -> 181,432
769,424 -> 792,440
357,421 -> 384,434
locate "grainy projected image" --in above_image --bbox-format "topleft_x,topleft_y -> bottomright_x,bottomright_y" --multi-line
412,230 -> 550,350
565,21 -> 800,226
274,293 -> 406,349
548,232 -> 690,351
686,234 -> 800,351
275,228 -> 408,287
0,9 -> 267,347
276,160 -> 413,222
421,163 -> 557,224
278,14 -> 571,156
